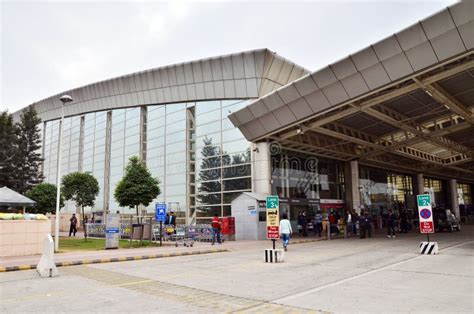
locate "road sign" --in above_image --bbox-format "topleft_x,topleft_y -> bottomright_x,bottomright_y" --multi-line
266,196 -> 280,239
155,203 -> 167,222
417,194 -> 434,234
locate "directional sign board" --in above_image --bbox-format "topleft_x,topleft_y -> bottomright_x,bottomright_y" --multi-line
155,203 -> 167,222
105,213 -> 120,249
266,196 -> 280,239
417,194 -> 434,234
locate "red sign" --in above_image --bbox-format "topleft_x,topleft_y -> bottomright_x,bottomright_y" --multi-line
419,221 -> 434,234
267,226 -> 280,239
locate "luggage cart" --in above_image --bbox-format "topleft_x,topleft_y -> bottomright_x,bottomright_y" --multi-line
171,225 -> 194,247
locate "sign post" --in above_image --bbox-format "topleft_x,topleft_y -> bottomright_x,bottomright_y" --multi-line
155,203 -> 167,247
417,194 -> 434,242
266,196 -> 280,249
105,213 -> 120,249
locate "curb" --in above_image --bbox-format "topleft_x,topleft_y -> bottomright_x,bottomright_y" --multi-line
0,249 -> 228,273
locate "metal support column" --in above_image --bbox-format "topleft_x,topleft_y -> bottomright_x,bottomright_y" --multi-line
103,111 -> 112,218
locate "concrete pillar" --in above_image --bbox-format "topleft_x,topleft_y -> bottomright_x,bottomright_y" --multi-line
416,173 -> 424,195
345,160 -> 361,214
103,111 -> 112,218
449,179 -> 460,219
251,142 -> 272,195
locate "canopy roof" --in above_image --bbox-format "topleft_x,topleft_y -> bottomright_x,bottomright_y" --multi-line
0,187 -> 37,207
229,1 -> 474,183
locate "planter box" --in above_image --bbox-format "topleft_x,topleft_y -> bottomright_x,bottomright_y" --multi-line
0,220 -> 51,257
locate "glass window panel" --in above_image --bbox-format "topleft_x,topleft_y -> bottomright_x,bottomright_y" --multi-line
223,164 -> 251,178
223,177 -> 251,191
165,185 -> 185,196
147,136 -> 165,148
196,180 -> 221,194
166,120 -> 186,134
166,174 -> 186,185
195,120 -> 221,137
196,156 -> 221,170
166,142 -> 185,154
166,131 -> 186,144
196,133 -> 221,149
222,140 -> 249,154
196,193 -> 221,206
195,101 -> 221,115
148,126 -> 165,138
222,128 -> 243,142
196,205 -> 221,218
167,163 -> 186,174
222,151 -> 250,166
221,118 -> 235,130
166,110 -> 185,124
196,109 -> 221,125
166,152 -> 186,164
166,103 -> 186,114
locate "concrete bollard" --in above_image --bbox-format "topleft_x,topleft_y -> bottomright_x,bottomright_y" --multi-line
36,234 -> 59,277
264,249 -> 284,263
420,241 -> 438,255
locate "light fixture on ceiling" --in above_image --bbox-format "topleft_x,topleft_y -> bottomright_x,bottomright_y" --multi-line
424,89 -> 433,97
296,126 -> 304,135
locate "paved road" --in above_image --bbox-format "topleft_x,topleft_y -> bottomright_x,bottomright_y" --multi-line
1,227 -> 473,313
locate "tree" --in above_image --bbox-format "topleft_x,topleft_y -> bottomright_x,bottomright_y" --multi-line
26,183 -> 64,214
114,156 -> 160,217
62,172 -> 99,239
15,106 -> 43,194
0,111 -> 18,188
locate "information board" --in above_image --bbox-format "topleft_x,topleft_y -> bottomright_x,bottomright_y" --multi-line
266,196 -> 280,239
417,194 -> 434,234
105,213 -> 120,249
155,203 -> 167,222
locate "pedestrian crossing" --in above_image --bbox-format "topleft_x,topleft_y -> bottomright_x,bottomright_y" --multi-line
62,266 -> 321,313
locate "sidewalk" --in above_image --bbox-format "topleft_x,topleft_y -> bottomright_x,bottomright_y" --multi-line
0,237 -> 323,271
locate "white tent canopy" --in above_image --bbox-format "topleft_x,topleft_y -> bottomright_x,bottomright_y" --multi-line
0,186 -> 36,208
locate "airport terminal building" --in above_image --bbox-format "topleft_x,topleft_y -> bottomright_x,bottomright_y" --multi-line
14,1 -> 473,224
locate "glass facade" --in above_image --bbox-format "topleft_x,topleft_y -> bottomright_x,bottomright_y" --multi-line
423,177 -> 446,208
359,166 -> 414,215
271,149 -> 345,221
40,99 -> 250,222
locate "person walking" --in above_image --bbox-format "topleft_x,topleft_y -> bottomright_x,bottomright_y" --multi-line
345,210 -> 353,236
69,214 -> 78,237
359,211 -> 366,239
211,213 -> 222,245
279,213 -> 292,251
352,210 -> 359,235
314,211 -> 323,237
364,210 -> 373,238
387,209 -> 396,238
301,211 -> 308,237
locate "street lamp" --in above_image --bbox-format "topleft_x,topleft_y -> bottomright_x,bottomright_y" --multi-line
54,94 -> 73,252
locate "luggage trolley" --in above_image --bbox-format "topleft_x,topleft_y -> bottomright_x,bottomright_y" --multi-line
171,225 -> 194,247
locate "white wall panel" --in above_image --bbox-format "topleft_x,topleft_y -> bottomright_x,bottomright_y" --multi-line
232,54 -> 245,79
201,60 -> 213,82
175,64 -> 186,85
331,58 -> 357,80
192,62 -> 203,83
430,29 -> 466,60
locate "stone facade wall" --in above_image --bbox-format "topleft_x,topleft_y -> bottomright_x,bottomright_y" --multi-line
0,220 -> 51,257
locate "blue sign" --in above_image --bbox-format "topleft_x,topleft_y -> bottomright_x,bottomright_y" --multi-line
155,203 -> 167,222
106,228 -> 120,233
420,209 -> 431,219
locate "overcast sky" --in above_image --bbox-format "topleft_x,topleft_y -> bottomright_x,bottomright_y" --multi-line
1,0 -> 457,113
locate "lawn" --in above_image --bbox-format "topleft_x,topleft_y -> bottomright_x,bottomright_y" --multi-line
58,237 -> 161,252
